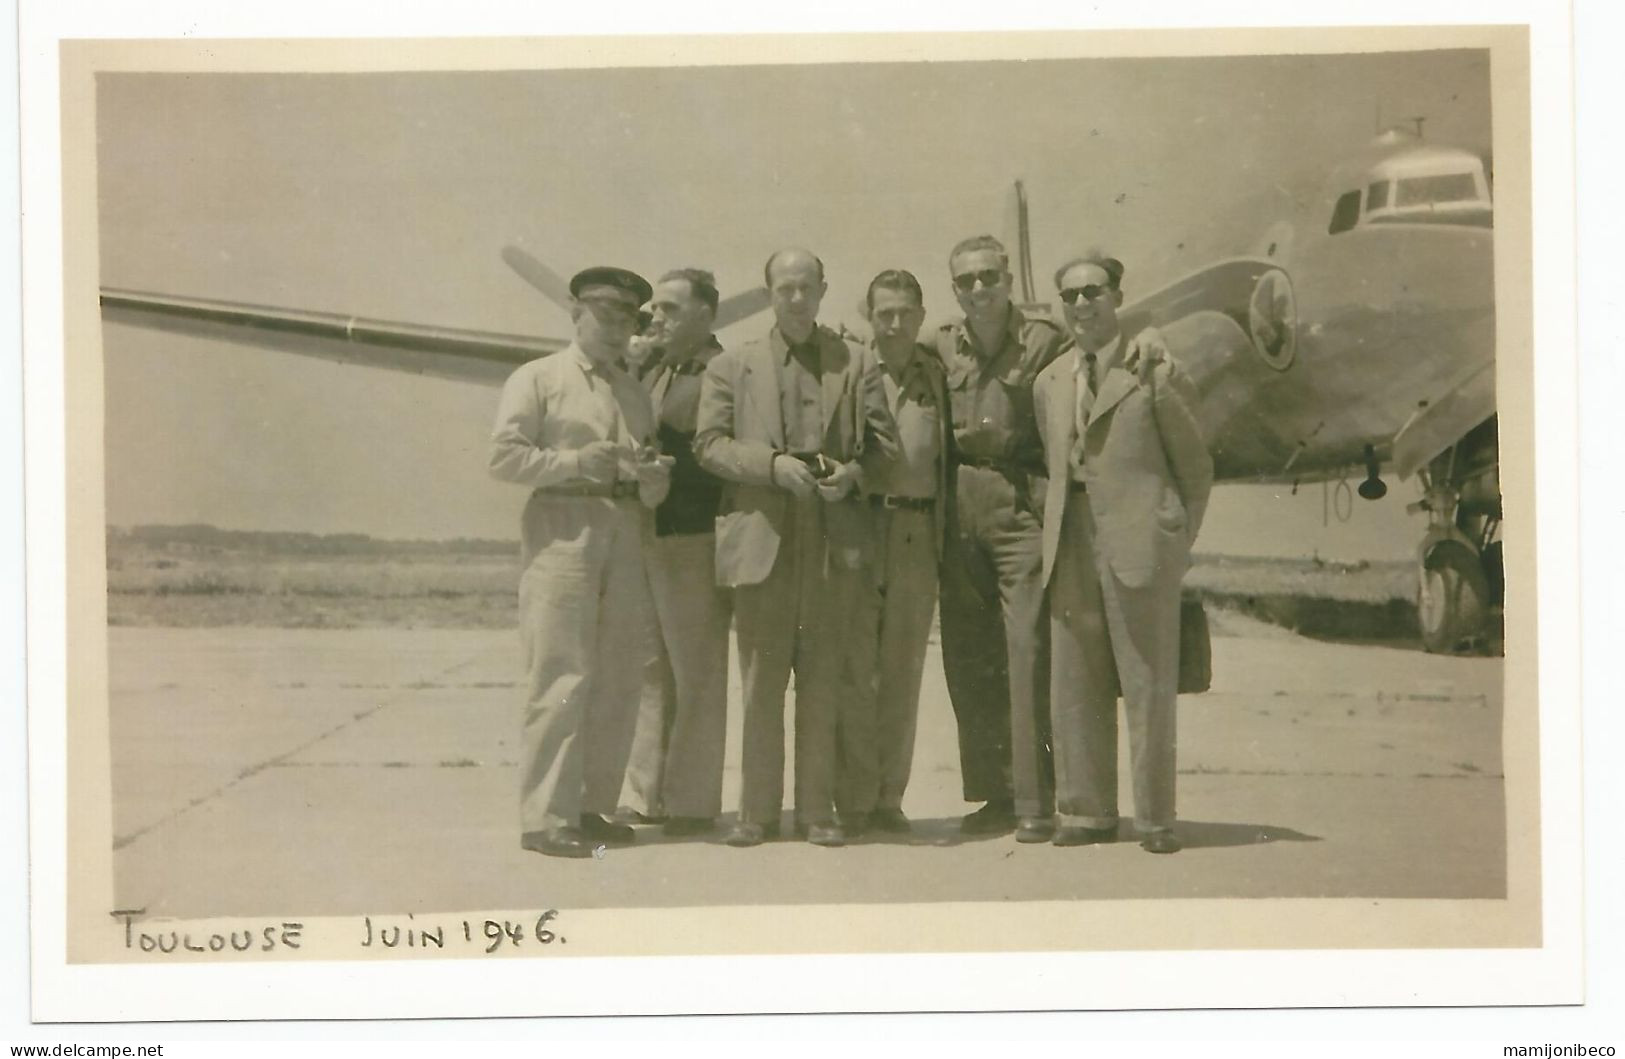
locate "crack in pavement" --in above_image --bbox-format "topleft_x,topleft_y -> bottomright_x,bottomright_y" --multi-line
111,648 -> 497,852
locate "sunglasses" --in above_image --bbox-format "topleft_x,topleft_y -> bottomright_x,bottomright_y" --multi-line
1059,284 -> 1117,305
952,269 -> 1006,293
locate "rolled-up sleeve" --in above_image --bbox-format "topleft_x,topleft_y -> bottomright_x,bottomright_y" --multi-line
488,364 -> 582,488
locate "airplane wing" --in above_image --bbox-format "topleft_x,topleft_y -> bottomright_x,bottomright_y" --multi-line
100,288 -> 562,387
1391,358 -> 1496,480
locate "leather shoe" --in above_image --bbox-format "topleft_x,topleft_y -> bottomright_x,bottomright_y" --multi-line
838,813 -> 870,839
806,822 -> 846,848
611,805 -> 665,826
1140,829 -> 1182,854
1054,825 -> 1118,847
579,813 -> 635,847
724,820 -> 781,847
1015,816 -> 1057,843
960,799 -> 1016,834
662,816 -> 714,838
520,827 -> 592,859
869,807 -> 912,833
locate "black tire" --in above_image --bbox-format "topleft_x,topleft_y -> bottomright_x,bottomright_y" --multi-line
1418,540 -> 1492,653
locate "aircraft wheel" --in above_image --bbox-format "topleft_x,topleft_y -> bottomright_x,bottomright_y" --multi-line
1418,540 -> 1491,653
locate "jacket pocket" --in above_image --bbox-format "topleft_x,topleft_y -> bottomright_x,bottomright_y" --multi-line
1154,488 -> 1188,534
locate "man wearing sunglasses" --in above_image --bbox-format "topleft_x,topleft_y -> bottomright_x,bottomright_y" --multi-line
932,234 -> 1069,841
488,266 -> 672,859
1035,251 -> 1213,855
695,248 -> 897,848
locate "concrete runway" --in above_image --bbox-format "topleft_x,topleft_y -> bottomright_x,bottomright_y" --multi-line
107,610 -> 1505,917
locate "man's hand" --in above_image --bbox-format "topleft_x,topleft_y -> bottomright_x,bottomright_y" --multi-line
577,440 -> 621,483
636,454 -> 674,509
772,454 -> 819,498
816,460 -> 859,502
1125,326 -> 1171,383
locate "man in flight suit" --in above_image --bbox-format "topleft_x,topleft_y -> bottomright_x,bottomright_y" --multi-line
488,266 -> 671,859
694,248 -> 896,848
934,234 -> 1068,842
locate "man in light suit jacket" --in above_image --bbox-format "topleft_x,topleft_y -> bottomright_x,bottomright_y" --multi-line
694,248 -> 897,848
1034,250 -> 1213,854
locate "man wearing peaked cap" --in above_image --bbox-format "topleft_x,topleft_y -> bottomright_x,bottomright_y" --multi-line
488,264 -> 671,858
569,265 -> 654,306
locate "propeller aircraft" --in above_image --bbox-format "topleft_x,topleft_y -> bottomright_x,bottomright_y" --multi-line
98,127 -> 1502,653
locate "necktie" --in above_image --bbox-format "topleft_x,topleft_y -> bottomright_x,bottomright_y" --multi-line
1070,352 -> 1096,472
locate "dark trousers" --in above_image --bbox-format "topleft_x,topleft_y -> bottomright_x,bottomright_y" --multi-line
938,466 -> 1053,817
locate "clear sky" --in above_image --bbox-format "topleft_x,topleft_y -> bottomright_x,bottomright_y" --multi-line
96,49 -> 1492,557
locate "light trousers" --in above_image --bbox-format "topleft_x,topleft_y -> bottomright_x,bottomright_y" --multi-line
620,531 -> 733,819
1048,488 -> 1180,832
840,505 -> 939,816
517,494 -> 654,835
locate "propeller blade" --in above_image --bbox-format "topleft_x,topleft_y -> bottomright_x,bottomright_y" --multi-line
501,245 -> 574,311
713,286 -> 771,330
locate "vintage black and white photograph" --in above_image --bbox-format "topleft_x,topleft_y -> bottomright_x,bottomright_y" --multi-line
43,21 -> 1551,1001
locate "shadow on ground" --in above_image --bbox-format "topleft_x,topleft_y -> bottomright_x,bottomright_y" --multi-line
619,816 -> 1321,851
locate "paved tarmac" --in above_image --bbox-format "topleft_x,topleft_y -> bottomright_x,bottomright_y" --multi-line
107,610 -> 1504,918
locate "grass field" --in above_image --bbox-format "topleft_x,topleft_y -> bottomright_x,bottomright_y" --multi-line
107,539 -> 520,628
106,526 -> 1423,635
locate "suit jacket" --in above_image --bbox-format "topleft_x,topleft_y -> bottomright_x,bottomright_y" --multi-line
694,323 -> 898,588
1036,333 -> 1214,590
862,342 -> 954,562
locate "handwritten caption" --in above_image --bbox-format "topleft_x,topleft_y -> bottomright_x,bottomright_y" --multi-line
116,911 -> 566,956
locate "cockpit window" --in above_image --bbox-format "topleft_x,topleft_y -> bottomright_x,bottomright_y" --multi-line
1328,190 -> 1362,235
1394,172 -> 1480,207
1366,181 -> 1391,210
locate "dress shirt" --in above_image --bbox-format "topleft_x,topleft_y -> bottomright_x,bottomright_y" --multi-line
1069,332 -> 1119,481
869,347 -> 942,500
779,330 -> 827,455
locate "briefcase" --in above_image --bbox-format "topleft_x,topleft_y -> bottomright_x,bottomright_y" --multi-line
1178,594 -> 1212,694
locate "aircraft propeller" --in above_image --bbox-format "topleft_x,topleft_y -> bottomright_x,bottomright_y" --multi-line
501,245 -> 575,311
501,244 -> 770,332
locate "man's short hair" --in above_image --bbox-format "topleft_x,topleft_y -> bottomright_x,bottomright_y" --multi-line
658,267 -> 719,313
1053,250 -> 1125,291
763,249 -> 826,289
866,269 -> 925,311
947,234 -> 1010,272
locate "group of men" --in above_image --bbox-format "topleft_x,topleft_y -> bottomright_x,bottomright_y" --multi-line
486,235 -> 1214,860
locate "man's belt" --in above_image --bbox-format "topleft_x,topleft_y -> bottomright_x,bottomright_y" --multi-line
870,494 -> 935,512
535,481 -> 640,500
957,454 -> 1041,476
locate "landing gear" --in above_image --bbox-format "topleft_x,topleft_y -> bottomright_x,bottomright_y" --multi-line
1418,538 -> 1491,653
1410,419 -> 1501,654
